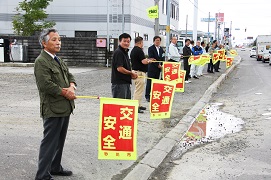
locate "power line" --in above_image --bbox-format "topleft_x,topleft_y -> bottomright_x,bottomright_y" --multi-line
187,0 -> 210,17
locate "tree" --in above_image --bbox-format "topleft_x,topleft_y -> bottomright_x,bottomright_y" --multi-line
12,0 -> 55,36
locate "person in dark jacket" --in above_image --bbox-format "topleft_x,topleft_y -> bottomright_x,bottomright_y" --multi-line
145,36 -> 165,102
111,33 -> 138,99
34,28 -> 76,180
182,39 -> 192,83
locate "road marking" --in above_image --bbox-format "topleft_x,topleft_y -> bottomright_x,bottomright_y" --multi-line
255,92 -> 263,95
262,112 -> 271,116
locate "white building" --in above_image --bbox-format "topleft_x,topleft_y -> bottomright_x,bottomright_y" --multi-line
0,0 -> 179,50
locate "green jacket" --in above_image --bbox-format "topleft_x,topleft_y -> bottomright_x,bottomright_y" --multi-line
34,50 -> 76,119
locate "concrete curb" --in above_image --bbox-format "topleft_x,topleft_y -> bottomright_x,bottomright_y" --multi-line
0,62 -> 34,67
124,55 -> 242,180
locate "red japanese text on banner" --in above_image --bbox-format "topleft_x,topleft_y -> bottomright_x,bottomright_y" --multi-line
217,49 -> 226,61
150,79 -> 176,119
98,98 -> 138,160
175,70 -> 186,92
212,53 -> 220,65
188,55 -> 201,65
162,62 -> 181,82
226,57 -> 234,68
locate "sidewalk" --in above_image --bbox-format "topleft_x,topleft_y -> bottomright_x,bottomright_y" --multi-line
0,62 -> 34,67
0,57 -> 240,180
123,55 -> 242,180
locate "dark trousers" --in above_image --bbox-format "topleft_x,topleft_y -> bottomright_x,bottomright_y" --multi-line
207,59 -> 214,72
36,116 -> 70,180
145,71 -> 160,100
183,58 -> 190,81
111,84 -> 131,99
168,59 -> 178,62
214,60 -> 220,71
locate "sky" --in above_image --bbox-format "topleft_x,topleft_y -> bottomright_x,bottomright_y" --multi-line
179,0 -> 271,43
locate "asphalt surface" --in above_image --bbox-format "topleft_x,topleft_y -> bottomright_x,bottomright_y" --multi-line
164,50 -> 271,180
0,59 -> 227,180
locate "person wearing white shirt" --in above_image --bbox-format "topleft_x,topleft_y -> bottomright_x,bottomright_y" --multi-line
168,36 -> 181,62
197,41 -> 207,76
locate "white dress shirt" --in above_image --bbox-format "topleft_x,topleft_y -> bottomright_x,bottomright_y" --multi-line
169,43 -> 180,61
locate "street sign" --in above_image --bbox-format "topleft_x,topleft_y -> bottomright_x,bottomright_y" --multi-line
200,18 -> 216,22
215,13 -> 224,23
224,28 -> 229,37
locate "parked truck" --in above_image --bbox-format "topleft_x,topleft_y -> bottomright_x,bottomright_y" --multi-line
256,35 -> 271,62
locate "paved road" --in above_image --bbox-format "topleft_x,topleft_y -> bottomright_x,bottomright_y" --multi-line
164,50 -> 271,180
0,60 -> 227,180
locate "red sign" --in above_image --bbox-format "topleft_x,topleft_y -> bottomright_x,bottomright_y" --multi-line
212,53 -> 220,65
150,79 -> 176,119
175,70 -> 186,92
217,49 -> 226,61
163,62 -> 181,81
216,13 -> 224,23
226,57 -> 234,68
98,98 -> 138,160
96,38 -> 107,48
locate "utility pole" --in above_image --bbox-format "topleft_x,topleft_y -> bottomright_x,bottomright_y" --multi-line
165,0 -> 171,61
154,0 -> 160,36
122,0 -> 124,33
106,0 -> 110,67
207,12 -> 210,44
185,15 -> 188,39
215,13 -> 217,41
218,24 -> 220,43
229,21 -> 232,48
193,0 -> 198,41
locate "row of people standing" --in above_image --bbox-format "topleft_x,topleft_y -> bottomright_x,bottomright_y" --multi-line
111,33 -> 164,113
110,33 -> 225,114
183,39 -> 224,83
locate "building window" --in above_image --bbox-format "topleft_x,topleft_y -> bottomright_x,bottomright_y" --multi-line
162,0 -> 165,14
135,32 -> 139,38
144,34 -> 148,41
75,31 -> 97,37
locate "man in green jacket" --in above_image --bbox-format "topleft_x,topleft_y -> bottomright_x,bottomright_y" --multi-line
34,28 -> 76,180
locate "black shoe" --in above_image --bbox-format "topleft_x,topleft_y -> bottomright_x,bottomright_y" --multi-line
139,106 -> 147,110
146,99 -> 150,102
138,109 -> 144,113
50,170 -> 73,176
215,70 -> 220,72
193,76 -> 199,79
208,71 -> 214,73
35,177 -> 54,180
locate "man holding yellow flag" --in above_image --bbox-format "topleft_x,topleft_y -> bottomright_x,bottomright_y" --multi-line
131,36 -> 153,113
207,41 -> 217,73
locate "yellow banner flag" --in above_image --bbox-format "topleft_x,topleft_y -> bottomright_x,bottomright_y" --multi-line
98,98 -> 138,160
150,79 -> 176,119
200,54 -> 211,65
226,56 -> 234,68
175,70 -> 186,92
162,62 -> 181,82
188,55 -> 202,65
147,5 -> 159,19
217,49 -> 226,61
212,53 -> 220,65
229,49 -> 238,56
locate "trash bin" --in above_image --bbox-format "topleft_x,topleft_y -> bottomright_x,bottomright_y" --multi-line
0,39 -> 4,62
11,44 -> 23,62
10,44 -> 29,62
